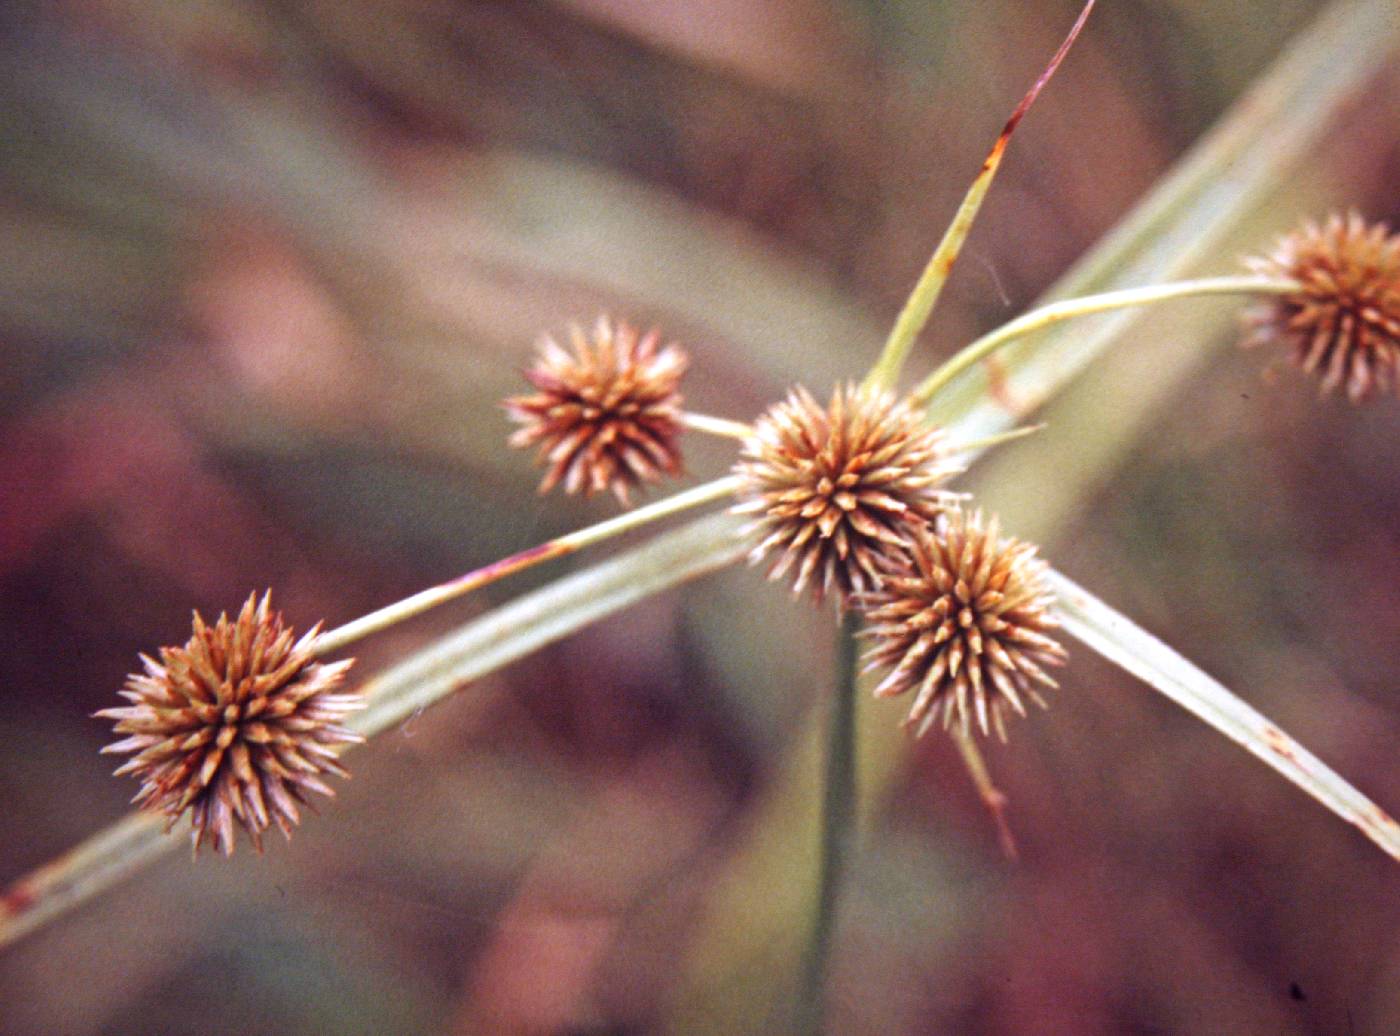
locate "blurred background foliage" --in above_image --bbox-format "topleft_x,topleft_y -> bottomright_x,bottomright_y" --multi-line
2,1 -> 1398,1033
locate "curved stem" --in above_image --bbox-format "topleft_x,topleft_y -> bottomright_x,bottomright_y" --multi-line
312,475 -> 741,657
679,411 -> 754,441
911,276 -> 1297,408
796,612 -> 861,1034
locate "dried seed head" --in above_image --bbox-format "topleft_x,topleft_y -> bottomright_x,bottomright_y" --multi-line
857,508 -> 1066,740
505,316 -> 688,505
732,384 -> 962,606
95,592 -> 362,856
1243,212 -> 1400,402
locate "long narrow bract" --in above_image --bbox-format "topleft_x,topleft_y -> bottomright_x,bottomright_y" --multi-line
864,0 -> 1097,390
1047,569 -> 1400,860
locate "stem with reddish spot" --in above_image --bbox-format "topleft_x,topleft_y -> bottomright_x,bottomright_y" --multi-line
311,475 -> 742,657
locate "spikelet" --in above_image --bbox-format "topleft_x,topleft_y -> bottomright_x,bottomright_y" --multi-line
505,316 -> 688,505
95,592 -> 361,855
857,508 -> 1066,740
1243,211 -> 1400,402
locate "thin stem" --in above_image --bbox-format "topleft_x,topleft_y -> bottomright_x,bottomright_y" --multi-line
679,411 -> 754,441
953,731 -> 1018,860
864,0 -> 1096,391
796,612 -> 861,1035
911,276 -> 1298,407
952,423 -> 1046,456
311,475 -> 741,657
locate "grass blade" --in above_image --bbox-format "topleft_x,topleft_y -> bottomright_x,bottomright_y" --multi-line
864,0 -> 1096,390
1048,569 -> 1400,860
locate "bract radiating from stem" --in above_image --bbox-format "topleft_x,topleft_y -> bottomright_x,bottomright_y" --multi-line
864,0 -> 1097,391
1047,569 -> 1400,861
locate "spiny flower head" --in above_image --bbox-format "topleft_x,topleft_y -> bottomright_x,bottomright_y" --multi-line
857,508 -> 1066,740
732,384 -> 962,606
96,592 -> 362,856
1243,211 -> 1400,402
505,316 -> 688,505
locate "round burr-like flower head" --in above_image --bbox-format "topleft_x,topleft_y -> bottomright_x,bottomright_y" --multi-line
96,592 -> 362,856
857,508 -> 1066,740
505,316 -> 689,505
1243,211 -> 1400,402
732,384 -> 963,606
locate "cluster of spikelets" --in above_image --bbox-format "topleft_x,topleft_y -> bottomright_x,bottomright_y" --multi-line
858,510 -> 1067,741
505,318 -> 1067,742
1244,211 -> 1400,402
97,593 -> 362,855
504,316 -> 688,504
97,212 -> 1400,852
731,384 -> 963,604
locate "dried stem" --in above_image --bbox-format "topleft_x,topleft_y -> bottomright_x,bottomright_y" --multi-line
953,731 -> 1018,860
911,276 -> 1299,408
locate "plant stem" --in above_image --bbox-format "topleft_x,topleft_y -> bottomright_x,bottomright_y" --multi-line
864,0 -> 1096,391
952,423 -> 1046,456
0,812 -> 174,950
796,612 -> 861,1035
911,276 -> 1297,408
679,411 -> 754,440
311,475 -> 741,657
953,731 -> 1018,860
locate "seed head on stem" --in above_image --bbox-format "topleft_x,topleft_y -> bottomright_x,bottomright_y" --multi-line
506,316 -> 689,504
1243,212 -> 1400,402
95,592 -> 362,856
857,508 -> 1066,740
732,384 -> 962,607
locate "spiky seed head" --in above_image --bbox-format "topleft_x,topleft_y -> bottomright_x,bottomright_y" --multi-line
732,384 -> 963,606
505,316 -> 688,505
857,508 -> 1066,741
1243,211 -> 1400,402
95,592 -> 362,856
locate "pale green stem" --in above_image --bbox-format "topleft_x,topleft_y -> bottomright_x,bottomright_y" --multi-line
312,475 -> 742,657
796,613 -> 861,1035
952,423 -> 1046,456
679,411 -> 754,440
911,277 -> 1298,408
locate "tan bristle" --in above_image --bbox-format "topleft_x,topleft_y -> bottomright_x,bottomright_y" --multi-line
95,592 -> 362,856
1243,211 -> 1400,403
505,316 -> 688,505
732,384 -> 963,607
856,508 -> 1066,741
